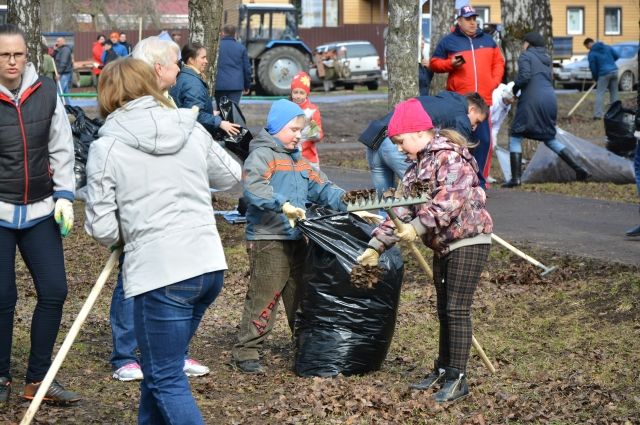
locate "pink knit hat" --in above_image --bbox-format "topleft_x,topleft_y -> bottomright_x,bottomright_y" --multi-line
387,98 -> 434,138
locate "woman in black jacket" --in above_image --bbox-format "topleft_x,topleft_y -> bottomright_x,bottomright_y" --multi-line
503,32 -> 590,187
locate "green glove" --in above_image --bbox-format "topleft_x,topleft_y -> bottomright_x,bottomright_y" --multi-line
54,199 -> 74,237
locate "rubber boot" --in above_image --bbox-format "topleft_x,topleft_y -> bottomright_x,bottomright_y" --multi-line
410,360 -> 446,390
432,367 -> 469,403
557,149 -> 590,181
501,153 -> 522,188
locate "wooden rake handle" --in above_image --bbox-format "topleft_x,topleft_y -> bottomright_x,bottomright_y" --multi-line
386,209 -> 495,373
20,248 -> 122,425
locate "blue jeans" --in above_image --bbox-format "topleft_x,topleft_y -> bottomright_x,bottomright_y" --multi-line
595,71 -> 619,118
366,137 -> 411,194
110,254 -> 138,370
0,217 -> 68,382
59,72 -> 72,94
471,118 -> 492,189
509,136 -> 565,155
135,271 -> 223,425
635,140 -> 640,196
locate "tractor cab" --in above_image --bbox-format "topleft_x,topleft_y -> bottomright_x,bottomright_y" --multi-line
226,4 -> 312,95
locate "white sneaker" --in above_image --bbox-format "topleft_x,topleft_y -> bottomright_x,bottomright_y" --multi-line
112,362 -> 143,381
184,358 -> 210,377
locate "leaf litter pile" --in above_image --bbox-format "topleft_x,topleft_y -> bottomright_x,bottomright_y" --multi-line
350,263 -> 382,289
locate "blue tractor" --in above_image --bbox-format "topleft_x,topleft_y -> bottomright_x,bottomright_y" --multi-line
226,3 -> 312,96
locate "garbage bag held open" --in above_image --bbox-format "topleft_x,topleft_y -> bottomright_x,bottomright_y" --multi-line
294,208 -> 404,377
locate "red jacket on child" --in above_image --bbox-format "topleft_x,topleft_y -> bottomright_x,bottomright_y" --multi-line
297,97 -> 323,164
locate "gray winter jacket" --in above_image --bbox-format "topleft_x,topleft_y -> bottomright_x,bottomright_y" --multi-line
84,96 -> 242,298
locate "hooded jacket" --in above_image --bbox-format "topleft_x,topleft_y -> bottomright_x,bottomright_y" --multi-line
587,42 -> 619,80
84,96 -> 242,298
297,97 -> 324,164
430,26 -> 505,106
243,129 -> 345,240
0,63 -> 75,229
511,46 -> 557,140
370,135 -> 492,255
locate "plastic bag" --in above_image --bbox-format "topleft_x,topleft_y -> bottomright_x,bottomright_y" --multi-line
294,207 -> 404,377
65,105 -> 104,189
522,127 -> 635,184
212,96 -> 253,161
604,101 -> 637,158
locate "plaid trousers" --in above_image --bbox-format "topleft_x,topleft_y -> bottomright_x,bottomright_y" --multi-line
432,243 -> 490,372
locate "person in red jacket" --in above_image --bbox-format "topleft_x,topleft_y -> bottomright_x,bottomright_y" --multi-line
289,71 -> 324,170
91,34 -> 105,87
430,5 -> 505,188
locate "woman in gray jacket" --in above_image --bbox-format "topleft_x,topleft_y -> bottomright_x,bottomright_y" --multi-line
84,58 -> 241,424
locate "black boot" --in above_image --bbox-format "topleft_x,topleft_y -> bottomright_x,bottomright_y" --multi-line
502,153 -> 522,188
410,360 -> 445,390
558,149 -> 591,181
625,224 -> 640,237
0,377 -> 10,403
432,367 -> 469,403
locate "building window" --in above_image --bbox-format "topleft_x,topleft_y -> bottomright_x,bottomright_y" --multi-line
474,7 -> 490,28
604,8 -> 621,36
567,7 -> 584,35
301,0 -> 338,28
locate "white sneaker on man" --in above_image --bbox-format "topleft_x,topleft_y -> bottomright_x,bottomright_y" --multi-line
184,358 -> 210,377
112,362 -> 143,381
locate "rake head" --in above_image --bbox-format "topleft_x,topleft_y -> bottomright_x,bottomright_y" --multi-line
344,188 -> 430,212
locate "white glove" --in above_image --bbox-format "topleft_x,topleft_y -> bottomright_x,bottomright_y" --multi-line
54,199 -> 74,237
353,211 -> 384,225
282,201 -> 306,228
357,248 -> 380,267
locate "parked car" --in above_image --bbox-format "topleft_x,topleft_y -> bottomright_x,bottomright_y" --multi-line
309,40 -> 381,91
555,42 -> 638,91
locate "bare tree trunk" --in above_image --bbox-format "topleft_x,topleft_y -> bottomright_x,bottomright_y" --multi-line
188,0 -> 224,94
386,0 -> 420,109
8,0 -> 42,72
428,0 -> 456,95
501,0 -> 552,81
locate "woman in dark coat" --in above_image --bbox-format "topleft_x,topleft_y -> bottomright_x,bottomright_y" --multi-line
169,43 -> 239,138
503,32 -> 590,187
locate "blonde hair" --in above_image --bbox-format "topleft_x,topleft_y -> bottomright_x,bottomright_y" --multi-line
390,128 -> 473,148
98,57 -> 172,117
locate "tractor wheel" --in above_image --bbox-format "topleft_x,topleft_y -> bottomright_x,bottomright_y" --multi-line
257,46 -> 309,96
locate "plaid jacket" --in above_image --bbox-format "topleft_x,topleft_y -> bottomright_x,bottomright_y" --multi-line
371,134 -> 493,255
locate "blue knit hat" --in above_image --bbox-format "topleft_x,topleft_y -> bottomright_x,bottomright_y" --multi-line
266,99 -> 304,135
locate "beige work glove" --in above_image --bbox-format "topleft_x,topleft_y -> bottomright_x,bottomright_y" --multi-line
357,248 -> 380,267
54,198 -> 74,237
352,211 -> 384,225
395,221 -> 418,243
282,201 -> 306,228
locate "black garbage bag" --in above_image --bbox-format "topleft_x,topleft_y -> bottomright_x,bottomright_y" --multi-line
212,96 -> 253,161
65,105 -> 104,189
294,207 -> 404,377
604,100 -> 637,158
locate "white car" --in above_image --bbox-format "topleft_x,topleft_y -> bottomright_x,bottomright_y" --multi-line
309,40 -> 382,90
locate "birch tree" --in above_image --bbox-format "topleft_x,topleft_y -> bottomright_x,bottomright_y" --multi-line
428,0 -> 456,94
8,0 -> 42,71
500,0 -> 553,81
386,0 -> 420,108
188,0 -> 223,93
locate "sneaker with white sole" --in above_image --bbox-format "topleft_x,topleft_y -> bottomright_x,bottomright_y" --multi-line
184,358 -> 210,377
113,362 -> 143,381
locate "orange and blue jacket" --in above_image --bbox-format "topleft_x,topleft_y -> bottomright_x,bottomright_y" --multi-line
430,26 -> 505,106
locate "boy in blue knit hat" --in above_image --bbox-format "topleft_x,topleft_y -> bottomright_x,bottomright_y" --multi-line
232,99 -> 348,374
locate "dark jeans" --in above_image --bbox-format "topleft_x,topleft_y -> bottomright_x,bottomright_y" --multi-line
135,271 -> 223,425
471,118 -> 492,189
0,217 -> 68,382
432,244 -> 490,372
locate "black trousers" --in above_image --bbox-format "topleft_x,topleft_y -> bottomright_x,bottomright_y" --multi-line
0,217 -> 68,382
432,244 -> 490,372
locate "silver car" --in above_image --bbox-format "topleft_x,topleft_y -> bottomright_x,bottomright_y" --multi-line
309,40 -> 382,90
556,42 -> 638,91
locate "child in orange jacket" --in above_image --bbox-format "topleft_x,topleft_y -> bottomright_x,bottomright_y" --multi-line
290,71 -> 323,170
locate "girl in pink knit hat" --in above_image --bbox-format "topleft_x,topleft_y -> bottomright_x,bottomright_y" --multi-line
358,98 -> 493,403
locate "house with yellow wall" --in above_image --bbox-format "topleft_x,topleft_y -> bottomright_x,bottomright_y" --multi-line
228,0 -> 637,57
